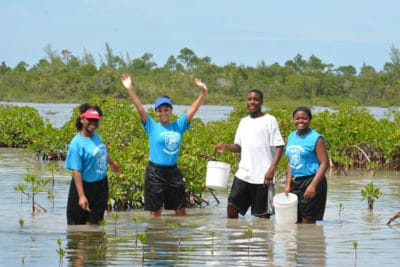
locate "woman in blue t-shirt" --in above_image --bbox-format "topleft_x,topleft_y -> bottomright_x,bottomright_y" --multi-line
284,107 -> 329,224
120,73 -> 208,218
65,103 -> 120,225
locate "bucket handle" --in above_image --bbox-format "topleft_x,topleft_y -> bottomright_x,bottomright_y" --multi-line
197,150 -> 217,161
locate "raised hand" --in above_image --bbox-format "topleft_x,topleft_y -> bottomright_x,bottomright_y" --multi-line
121,73 -> 133,90
194,78 -> 208,93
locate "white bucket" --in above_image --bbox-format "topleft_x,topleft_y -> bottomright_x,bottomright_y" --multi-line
205,161 -> 231,190
273,193 -> 298,224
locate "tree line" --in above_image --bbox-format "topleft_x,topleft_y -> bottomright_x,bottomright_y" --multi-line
1,43 -> 400,106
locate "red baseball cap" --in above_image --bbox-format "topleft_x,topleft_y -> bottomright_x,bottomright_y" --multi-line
80,109 -> 102,120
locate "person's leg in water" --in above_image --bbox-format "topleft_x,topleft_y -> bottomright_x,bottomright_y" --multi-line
150,209 -> 162,218
301,217 -> 316,224
175,208 -> 186,216
227,204 -> 239,218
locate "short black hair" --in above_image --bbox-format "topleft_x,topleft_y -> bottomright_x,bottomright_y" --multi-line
247,89 -> 263,102
292,106 -> 312,120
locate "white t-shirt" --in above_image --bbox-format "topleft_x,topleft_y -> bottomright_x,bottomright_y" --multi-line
234,114 -> 285,184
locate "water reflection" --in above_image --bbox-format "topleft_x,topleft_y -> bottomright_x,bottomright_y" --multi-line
66,227 -> 107,267
296,225 -> 326,266
272,224 -> 298,265
1,148 -> 400,266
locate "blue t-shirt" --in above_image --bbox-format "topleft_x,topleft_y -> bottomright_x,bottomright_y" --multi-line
142,113 -> 190,166
285,128 -> 324,178
64,132 -> 108,182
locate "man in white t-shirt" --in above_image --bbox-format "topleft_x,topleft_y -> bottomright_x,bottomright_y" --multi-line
215,89 -> 284,218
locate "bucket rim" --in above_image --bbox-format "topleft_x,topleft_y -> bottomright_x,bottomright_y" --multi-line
273,192 -> 298,205
207,161 -> 231,168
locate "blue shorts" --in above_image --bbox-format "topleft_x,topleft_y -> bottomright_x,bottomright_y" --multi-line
228,177 -> 272,217
144,161 -> 186,211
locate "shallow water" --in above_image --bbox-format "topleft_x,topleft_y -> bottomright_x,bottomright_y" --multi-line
1,101 -> 399,129
0,102 -> 234,128
0,148 -> 399,266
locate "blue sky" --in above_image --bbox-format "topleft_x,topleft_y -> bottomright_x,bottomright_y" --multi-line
1,0 -> 399,71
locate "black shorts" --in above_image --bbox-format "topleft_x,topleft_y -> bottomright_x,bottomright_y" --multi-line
67,177 -> 109,225
228,176 -> 272,217
144,161 -> 186,211
291,175 -> 327,222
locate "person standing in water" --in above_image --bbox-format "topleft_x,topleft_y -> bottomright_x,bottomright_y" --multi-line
284,106 -> 329,224
215,89 -> 284,219
120,73 -> 208,218
65,103 -> 120,225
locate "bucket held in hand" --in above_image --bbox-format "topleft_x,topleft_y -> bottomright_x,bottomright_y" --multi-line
273,192 -> 298,224
205,161 -> 230,190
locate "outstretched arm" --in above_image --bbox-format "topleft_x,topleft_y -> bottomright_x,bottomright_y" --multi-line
120,73 -> 147,123
187,78 -> 208,122
214,143 -> 241,154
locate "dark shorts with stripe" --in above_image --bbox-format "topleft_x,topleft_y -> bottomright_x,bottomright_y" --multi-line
291,175 -> 327,222
144,161 -> 186,211
67,177 -> 108,225
228,176 -> 272,217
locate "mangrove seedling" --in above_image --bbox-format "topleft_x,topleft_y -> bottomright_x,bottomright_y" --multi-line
132,215 -> 145,247
137,232 -> 148,264
338,203 -> 344,223
244,227 -> 253,256
361,182 -> 382,210
47,162 -> 59,207
266,247 -> 272,257
48,189 -> 55,208
56,238 -> 65,267
294,251 -> 299,262
15,172 -> 50,214
353,241 -> 358,259
99,219 -> 107,242
111,212 -> 119,236
210,231 -> 216,254
95,245 -> 106,261
47,162 -> 59,188
168,222 -> 181,248
99,219 -> 107,228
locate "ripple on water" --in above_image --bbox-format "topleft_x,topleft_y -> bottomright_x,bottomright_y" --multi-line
0,148 -> 399,266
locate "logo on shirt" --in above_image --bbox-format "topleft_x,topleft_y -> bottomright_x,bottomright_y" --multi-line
93,144 -> 107,174
162,131 -> 179,155
287,145 -> 303,170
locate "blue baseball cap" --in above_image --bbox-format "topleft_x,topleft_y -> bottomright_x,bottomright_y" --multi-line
154,97 -> 173,110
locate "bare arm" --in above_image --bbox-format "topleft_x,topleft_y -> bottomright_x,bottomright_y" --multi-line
214,143 -> 241,154
186,78 -> 208,122
72,170 -> 89,211
120,73 -> 147,123
264,145 -> 284,185
108,157 -> 120,173
284,162 -> 293,195
304,137 -> 329,198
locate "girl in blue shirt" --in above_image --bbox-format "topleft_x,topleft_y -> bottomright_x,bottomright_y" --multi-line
121,73 -> 208,218
65,104 -> 120,225
284,107 -> 329,224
